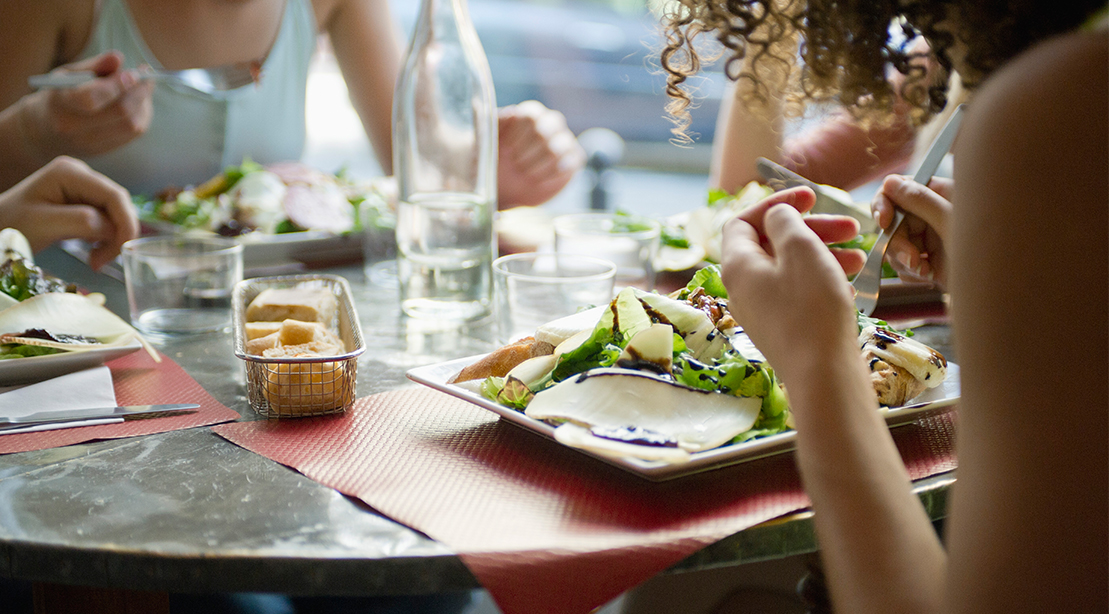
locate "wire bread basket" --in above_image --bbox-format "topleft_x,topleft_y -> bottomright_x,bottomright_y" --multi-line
233,274 -> 365,418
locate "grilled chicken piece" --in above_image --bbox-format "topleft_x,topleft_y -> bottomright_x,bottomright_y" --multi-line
859,325 -> 947,407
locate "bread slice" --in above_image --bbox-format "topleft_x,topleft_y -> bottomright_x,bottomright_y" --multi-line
246,287 -> 337,324
245,321 -> 283,341
448,337 -> 554,383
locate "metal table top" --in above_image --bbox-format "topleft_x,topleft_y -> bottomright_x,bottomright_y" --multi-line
0,247 -> 955,596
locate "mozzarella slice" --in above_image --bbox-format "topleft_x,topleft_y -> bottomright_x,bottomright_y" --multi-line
525,367 -> 761,462
535,305 -> 607,346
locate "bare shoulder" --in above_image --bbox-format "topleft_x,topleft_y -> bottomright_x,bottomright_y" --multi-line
959,31 -> 1107,186
312,0 -> 391,34
0,0 -> 96,106
944,31 -> 1107,613
955,30 -> 1107,249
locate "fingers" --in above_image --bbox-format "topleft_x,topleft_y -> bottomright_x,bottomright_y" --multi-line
926,176 -> 954,200
65,50 -> 125,77
737,186 -> 818,241
48,52 -> 128,111
35,157 -> 137,269
804,214 -> 861,246
499,101 -> 585,174
761,204 -> 866,280
762,204 -> 827,261
721,215 -> 773,269
873,174 -> 952,240
737,187 -> 861,247
496,101 -> 585,207
830,246 -> 866,277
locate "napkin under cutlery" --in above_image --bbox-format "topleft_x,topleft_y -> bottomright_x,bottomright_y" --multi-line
0,365 -> 120,434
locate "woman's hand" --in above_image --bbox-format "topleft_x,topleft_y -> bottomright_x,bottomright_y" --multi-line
496,101 -> 585,208
871,174 -> 953,287
720,186 -> 864,382
19,51 -> 155,162
0,156 -> 139,270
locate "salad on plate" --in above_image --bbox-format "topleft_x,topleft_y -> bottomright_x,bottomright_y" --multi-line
447,265 -> 947,466
134,159 -> 394,240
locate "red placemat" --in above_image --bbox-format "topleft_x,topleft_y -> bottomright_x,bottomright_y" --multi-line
0,349 -> 240,455
213,387 -> 958,614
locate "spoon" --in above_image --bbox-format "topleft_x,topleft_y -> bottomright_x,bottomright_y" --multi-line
28,60 -> 262,94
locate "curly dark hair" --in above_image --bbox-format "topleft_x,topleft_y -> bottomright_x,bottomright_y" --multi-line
660,0 -> 1105,143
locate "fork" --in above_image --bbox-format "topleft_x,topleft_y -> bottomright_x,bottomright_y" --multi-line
852,104 -> 966,316
28,60 -> 262,93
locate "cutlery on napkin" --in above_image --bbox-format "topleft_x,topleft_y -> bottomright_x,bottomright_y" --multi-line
0,365 -> 197,434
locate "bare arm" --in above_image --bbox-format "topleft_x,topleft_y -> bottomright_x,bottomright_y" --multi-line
318,0 -> 402,175
708,81 -> 786,193
945,31 -> 1107,613
721,187 -> 947,613
711,86 -> 917,194
0,1 -> 153,192
0,0 -> 72,188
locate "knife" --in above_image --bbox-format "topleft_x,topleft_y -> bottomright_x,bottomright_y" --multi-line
755,158 -> 873,226
0,404 -> 199,430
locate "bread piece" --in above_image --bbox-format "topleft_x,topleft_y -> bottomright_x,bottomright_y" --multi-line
262,359 -> 350,414
448,337 -> 554,383
262,339 -> 343,358
277,319 -> 328,346
245,321 -> 282,340
246,287 -> 337,324
246,331 -> 280,355
245,319 -> 344,357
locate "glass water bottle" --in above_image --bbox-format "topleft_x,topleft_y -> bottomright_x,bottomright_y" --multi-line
393,0 -> 497,321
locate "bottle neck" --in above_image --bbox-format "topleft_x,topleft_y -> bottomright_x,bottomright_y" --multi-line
418,0 -> 476,40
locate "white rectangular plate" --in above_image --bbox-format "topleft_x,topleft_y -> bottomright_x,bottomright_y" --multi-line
0,340 -> 142,386
408,356 -> 960,481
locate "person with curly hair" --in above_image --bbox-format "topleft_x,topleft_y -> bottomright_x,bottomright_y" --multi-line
655,1 -> 1107,612
708,35 -> 966,195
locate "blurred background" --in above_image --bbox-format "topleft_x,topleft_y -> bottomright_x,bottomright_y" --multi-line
303,0 -> 726,219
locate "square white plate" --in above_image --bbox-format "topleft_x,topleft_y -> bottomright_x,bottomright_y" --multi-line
408,356 -> 960,481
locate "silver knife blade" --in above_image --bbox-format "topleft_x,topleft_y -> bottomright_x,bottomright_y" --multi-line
755,158 -> 871,225
0,404 -> 199,428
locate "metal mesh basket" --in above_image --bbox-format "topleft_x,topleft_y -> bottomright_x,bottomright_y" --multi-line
233,274 -> 365,418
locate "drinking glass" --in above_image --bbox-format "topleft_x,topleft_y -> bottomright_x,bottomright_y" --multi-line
553,213 -> 660,290
493,252 -> 616,345
122,236 -> 243,335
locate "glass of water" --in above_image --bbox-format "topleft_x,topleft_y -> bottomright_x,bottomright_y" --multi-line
121,236 -> 243,335
395,192 -> 494,321
492,252 -> 616,345
553,213 -> 660,291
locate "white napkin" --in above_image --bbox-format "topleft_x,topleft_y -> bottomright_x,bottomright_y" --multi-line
0,366 -> 119,433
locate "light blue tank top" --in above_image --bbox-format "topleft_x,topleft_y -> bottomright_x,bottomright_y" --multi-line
79,0 -> 317,195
